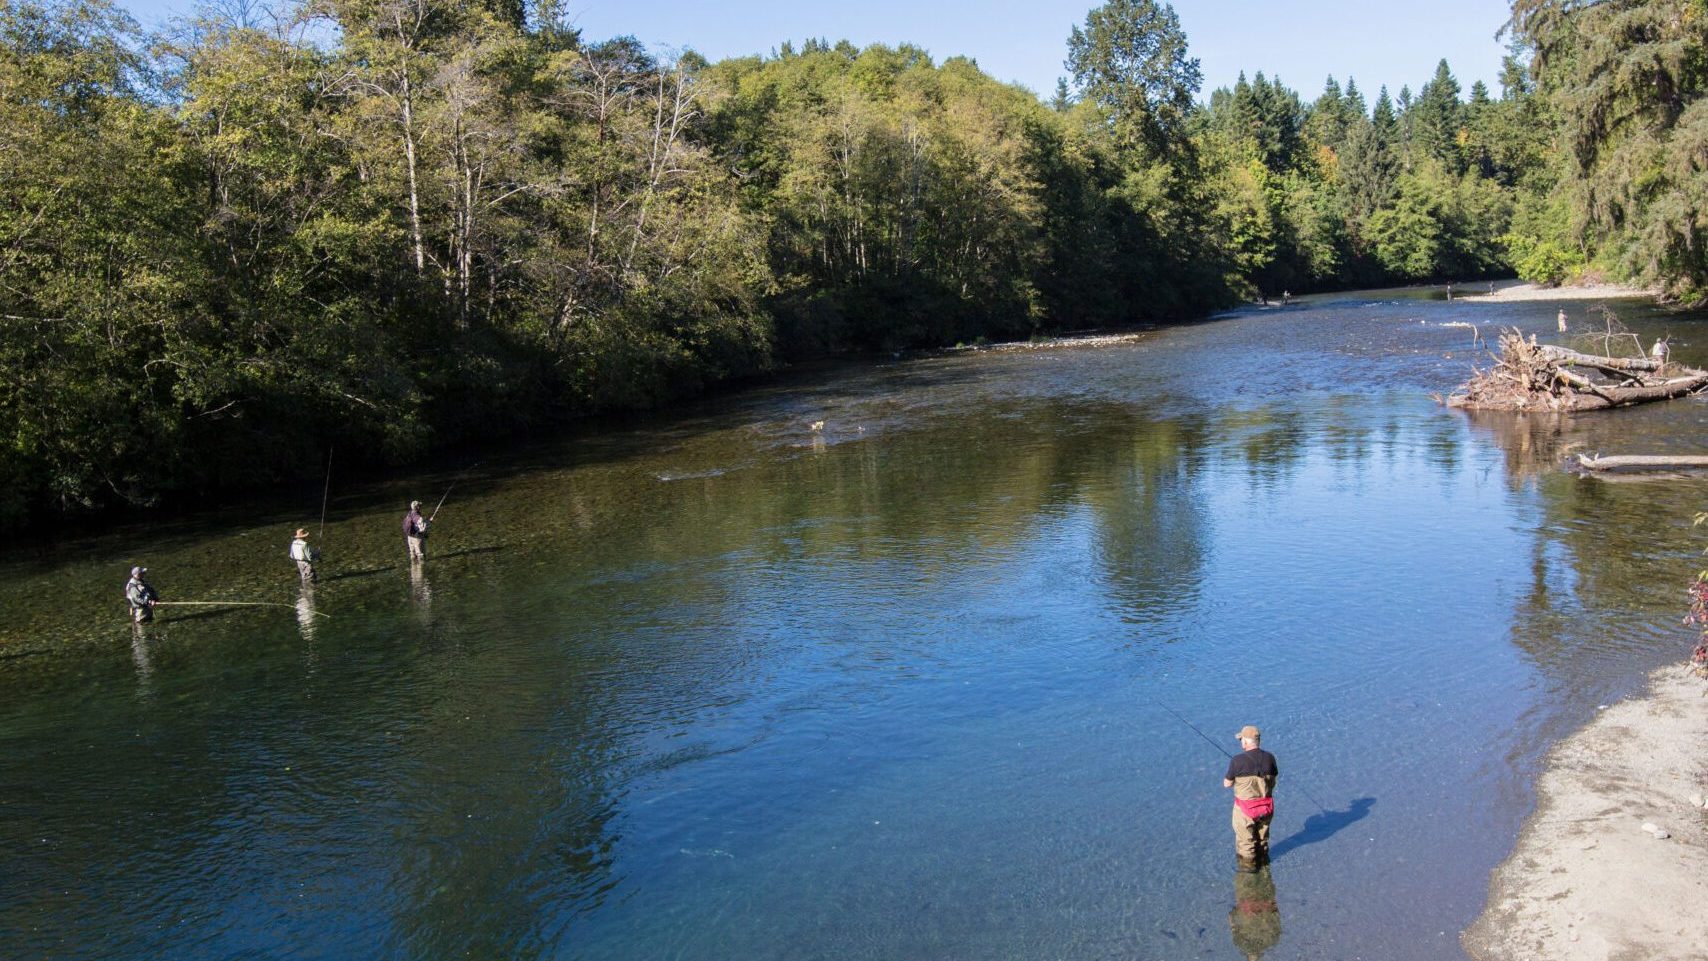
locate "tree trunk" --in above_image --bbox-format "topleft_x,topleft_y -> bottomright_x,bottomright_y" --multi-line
1561,372 -> 1708,410
1576,454 -> 1708,471
401,70 -> 425,273
1536,345 -> 1661,373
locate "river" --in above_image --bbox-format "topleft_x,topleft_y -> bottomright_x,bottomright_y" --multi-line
2,287 -> 1703,960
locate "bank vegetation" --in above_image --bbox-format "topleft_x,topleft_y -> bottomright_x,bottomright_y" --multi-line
1,0 -> 1699,528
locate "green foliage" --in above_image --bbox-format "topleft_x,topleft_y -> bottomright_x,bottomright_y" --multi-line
1512,0 -> 1708,300
0,0 -> 1608,530
1065,0 -> 1201,156
1411,59 -> 1465,174
1195,55 -> 1532,296
1503,180 -> 1585,286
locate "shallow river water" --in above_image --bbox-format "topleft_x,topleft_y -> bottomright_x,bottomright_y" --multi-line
4,288 -> 1708,961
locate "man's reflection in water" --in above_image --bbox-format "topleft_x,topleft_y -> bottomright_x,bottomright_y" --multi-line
296,582 -> 321,672
296,582 -> 320,642
409,561 -> 432,625
1229,866 -> 1281,961
130,621 -> 154,690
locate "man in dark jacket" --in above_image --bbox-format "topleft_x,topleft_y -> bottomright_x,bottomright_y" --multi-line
403,500 -> 428,560
1224,724 -> 1279,872
125,566 -> 159,623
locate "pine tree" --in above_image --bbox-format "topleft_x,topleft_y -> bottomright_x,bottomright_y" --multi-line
1411,59 -> 1464,173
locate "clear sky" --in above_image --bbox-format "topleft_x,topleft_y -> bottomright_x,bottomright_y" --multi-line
119,0 -> 1517,103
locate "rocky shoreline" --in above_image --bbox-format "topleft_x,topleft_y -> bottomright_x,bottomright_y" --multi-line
1463,666 -> 1708,960
1458,281 -> 1660,303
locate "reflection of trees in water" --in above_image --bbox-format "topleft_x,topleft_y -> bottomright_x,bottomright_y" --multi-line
1221,406 -> 1310,482
1462,407 -> 1705,716
20,375 -> 1602,955
1458,410 -> 1587,483
1084,415 -> 1211,623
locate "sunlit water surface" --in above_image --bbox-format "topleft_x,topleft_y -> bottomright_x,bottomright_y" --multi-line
5,288 -> 1708,961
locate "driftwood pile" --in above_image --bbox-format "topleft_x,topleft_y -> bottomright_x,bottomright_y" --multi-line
1447,331 -> 1708,412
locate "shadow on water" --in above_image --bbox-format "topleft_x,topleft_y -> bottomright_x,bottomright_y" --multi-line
321,565 -> 398,582
1269,797 -> 1376,861
433,545 -> 506,561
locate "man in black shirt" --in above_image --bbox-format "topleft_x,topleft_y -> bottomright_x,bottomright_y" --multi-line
1223,724 -> 1279,872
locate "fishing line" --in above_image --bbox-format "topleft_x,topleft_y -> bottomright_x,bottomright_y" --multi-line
151,601 -> 331,618
1156,701 -> 1331,814
319,447 -> 334,538
429,461 -> 482,522
1159,702 -> 1234,759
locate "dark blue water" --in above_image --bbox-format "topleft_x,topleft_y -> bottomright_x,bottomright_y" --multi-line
3,288 -> 1704,960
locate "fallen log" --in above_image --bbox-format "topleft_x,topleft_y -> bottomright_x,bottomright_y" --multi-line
1576,454 -> 1708,471
1535,345 -> 1662,374
1557,371 -> 1708,411
1551,366 -> 1617,404
1448,330 -> 1708,412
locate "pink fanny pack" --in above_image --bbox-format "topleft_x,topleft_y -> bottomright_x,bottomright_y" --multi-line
1235,796 -> 1275,818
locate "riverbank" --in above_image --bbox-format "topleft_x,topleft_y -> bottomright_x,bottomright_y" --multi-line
1459,281 -> 1660,303
1463,665 -> 1708,961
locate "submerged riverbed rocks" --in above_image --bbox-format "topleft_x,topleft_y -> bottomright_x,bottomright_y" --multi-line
1463,667 -> 1708,961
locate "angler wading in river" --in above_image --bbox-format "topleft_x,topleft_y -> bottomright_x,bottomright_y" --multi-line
289,528 -> 319,582
124,567 -> 158,623
1225,725 -> 1279,873
403,501 -> 428,561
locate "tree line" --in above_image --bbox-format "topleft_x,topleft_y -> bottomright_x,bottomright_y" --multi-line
0,0 -> 1698,530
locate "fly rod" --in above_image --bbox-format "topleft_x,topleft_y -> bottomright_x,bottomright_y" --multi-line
1157,702 -> 1330,814
151,601 -> 331,618
319,447 -> 334,538
1159,702 -> 1234,759
428,461 -> 480,523
429,481 -> 455,522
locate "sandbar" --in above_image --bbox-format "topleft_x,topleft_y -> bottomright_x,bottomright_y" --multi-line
1463,666 -> 1708,961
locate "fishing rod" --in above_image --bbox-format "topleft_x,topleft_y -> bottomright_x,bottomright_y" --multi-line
319,447 -> 334,539
1156,702 -> 1331,814
1159,702 -> 1234,759
151,601 -> 332,619
428,462 -> 480,523
429,482 -> 455,522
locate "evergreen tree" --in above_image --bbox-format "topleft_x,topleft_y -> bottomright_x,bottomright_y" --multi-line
1305,75 -> 1352,151
1512,0 -> 1708,299
1411,59 -> 1464,173
1343,77 -> 1367,122
1371,85 -> 1397,146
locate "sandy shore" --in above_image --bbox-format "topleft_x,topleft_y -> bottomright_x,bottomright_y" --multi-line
1459,282 -> 1659,303
1463,666 -> 1708,961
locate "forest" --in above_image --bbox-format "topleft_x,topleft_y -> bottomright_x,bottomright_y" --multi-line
2,0 -> 1703,529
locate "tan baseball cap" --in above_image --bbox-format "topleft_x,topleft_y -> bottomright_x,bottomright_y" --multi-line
1235,725 -> 1261,741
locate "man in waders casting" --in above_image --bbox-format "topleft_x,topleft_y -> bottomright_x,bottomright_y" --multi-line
1224,724 -> 1278,872
125,566 -> 159,623
403,500 -> 428,561
289,528 -> 319,582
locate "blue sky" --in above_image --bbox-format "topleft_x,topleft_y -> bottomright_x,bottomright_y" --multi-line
119,0 -> 1516,102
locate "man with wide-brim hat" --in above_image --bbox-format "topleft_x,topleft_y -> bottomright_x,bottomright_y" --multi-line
289,527 -> 320,582
1223,724 -> 1279,872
